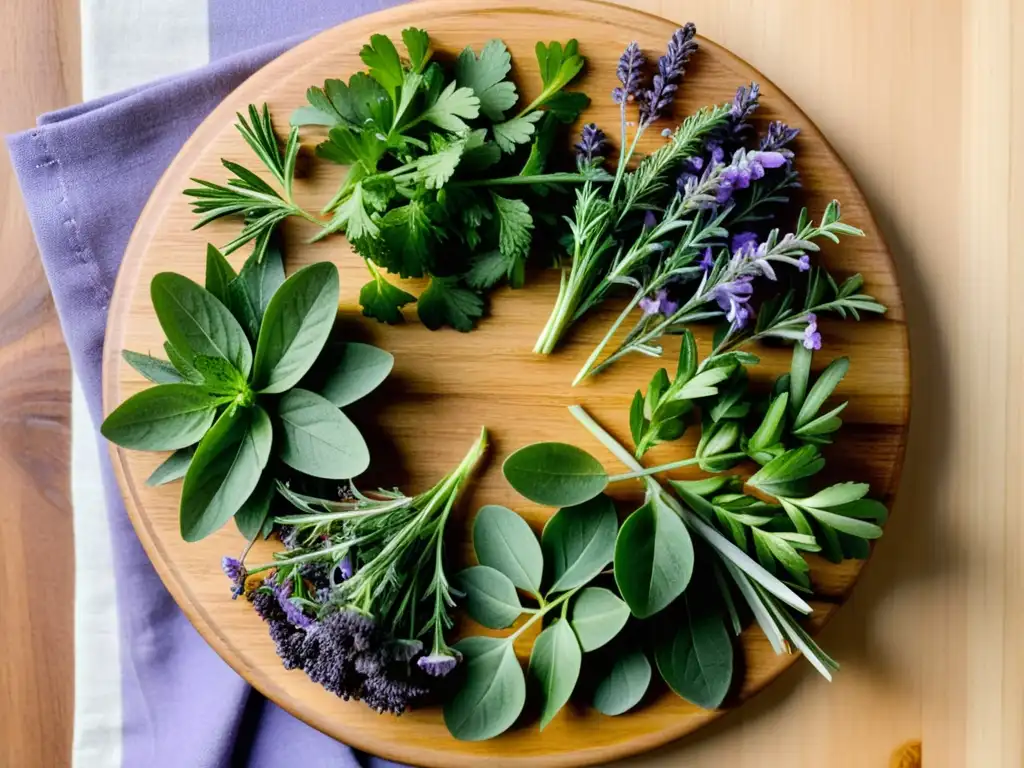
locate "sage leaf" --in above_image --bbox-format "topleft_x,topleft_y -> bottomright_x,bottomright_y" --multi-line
614,496 -> 694,618
655,592 -> 733,709
234,474 -> 275,540
472,505 -> 543,595
229,237 -> 286,339
204,244 -> 237,306
503,442 -> 607,507
276,388 -> 369,480
570,587 -> 629,652
454,565 -> 523,629
101,384 -> 229,451
164,341 -> 203,383
542,494 -> 617,594
192,355 -> 248,395
180,405 -> 273,542
444,637 -> 525,741
123,350 -> 183,384
252,262 -> 339,394
528,619 -> 582,730
319,343 -> 394,407
151,272 -> 252,378
794,356 -> 849,429
145,446 -> 196,486
593,648 -> 651,716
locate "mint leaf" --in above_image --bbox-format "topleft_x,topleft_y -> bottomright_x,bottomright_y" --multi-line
492,112 -> 543,153
204,244 -> 236,306
420,81 -> 480,133
455,40 -> 518,121
417,278 -> 484,332
122,350 -> 184,384
360,264 -> 417,324
402,28 -> 431,72
360,33 -> 405,97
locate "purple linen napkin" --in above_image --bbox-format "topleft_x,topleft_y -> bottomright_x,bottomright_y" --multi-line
6,4 -> 409,767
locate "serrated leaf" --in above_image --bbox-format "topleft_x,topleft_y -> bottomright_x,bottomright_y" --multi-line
492,111 -> 543,153
455,39 -> 519,121
360,33 -> 405,96
401,27 -> 431,71
359,268 -> 416,324
417,278 -> 484,332
421,81 -> 481,133
464,250 -> 513,289
491,192 -> 533,263
417,139 -> 467,190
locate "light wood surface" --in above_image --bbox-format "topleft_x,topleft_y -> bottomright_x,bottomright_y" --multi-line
103,2 -> 909,765
0,1 -> 78,767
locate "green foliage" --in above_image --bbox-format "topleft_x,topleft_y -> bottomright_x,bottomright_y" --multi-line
502,442 -> 608,507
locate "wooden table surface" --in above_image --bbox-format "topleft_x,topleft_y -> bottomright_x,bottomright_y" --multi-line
2,0 -> 1020,766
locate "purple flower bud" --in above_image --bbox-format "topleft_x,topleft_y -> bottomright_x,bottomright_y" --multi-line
642,210 -> 658,231
222,556 -> 247,599
575,123 -> 609,162
613,42 -> 646,104
275,579 -> 315,630
699,248 -> 715,272
760,121 -> 800,155
713,275 -> 755,328
639,24 -> 699,123
417,653 -> 460,678
639,288 -> 680,317
803,314 -> 822,350
731,231 -> 759,254
797,255 -> 811,272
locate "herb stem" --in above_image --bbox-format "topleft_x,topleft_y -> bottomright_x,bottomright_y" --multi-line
507,586 -> 581,643
452,172 -> 594,188
572,291 -> 643,385
567,404 -> 812,614
607,452 -> 746,483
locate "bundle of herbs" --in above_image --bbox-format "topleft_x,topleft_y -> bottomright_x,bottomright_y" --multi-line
187,28 -> 600,332
102,237 -> 394,541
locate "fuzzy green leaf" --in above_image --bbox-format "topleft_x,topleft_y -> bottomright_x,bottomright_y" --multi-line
570,587 -> 629,652
473,505 -> 543,595
101,384 -> 229,451
444,637 -> 525,741
319,343 -> 394,407
122,350 -> 184,384
454,565 -> 523,629
542,494 -> 617,594
529,619 -> 582,730
276,388 -> 369,479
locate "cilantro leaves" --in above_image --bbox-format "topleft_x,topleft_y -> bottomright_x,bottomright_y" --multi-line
191,29 -> 591,332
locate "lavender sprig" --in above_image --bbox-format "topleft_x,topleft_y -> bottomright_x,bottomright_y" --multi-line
639,23 -> 699,124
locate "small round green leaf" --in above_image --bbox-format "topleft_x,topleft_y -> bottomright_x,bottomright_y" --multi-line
593,648 -> 651,716
655,593 -> 733,709
276,388 -> 369,479
472,505 -> 543,595
252,262 -> 340,394
528,619 -> 582,730
614,497 -> 694,618
101,383 -> 228,451
542,494 -> 617,594
570,587 -> 630,652
180,405 -> 273,542
319,343 -> 395,407
444,637 -> 525,741
454,565 -> 523,629
503,442 -> 607,507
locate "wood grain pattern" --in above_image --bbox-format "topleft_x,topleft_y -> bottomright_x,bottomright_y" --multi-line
102,2 -> 909,765
0,0 -> 78,766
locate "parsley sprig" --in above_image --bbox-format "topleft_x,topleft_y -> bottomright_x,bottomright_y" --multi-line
189,29 -> 595,332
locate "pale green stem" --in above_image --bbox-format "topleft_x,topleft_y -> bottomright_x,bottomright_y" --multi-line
572,291 -> 643,385
607,452 -> 747,483
507,586 -> 582,644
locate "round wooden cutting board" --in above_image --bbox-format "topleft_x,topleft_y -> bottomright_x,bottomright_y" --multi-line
103,1 -> 910,765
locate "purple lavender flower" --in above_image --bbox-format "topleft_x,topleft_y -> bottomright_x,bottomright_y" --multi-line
803,313 -> 822,350
575,123 -> 609,162
716,150 -> 789,204
332,554 -> 353,585
417,652 -> 460,678
729,83 -> 760,123
731,231 -> 759,254
612,42 -> 646,104
713,275 -> 755,328
760,120 -> 800,156
639,24 -> 699,123
699,248 -> 715,272
639,288 -> 680,317
275,579 -> 315,630
797,254 -> 811,272
642,210 -> 658,231
222,556 -> 247,599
